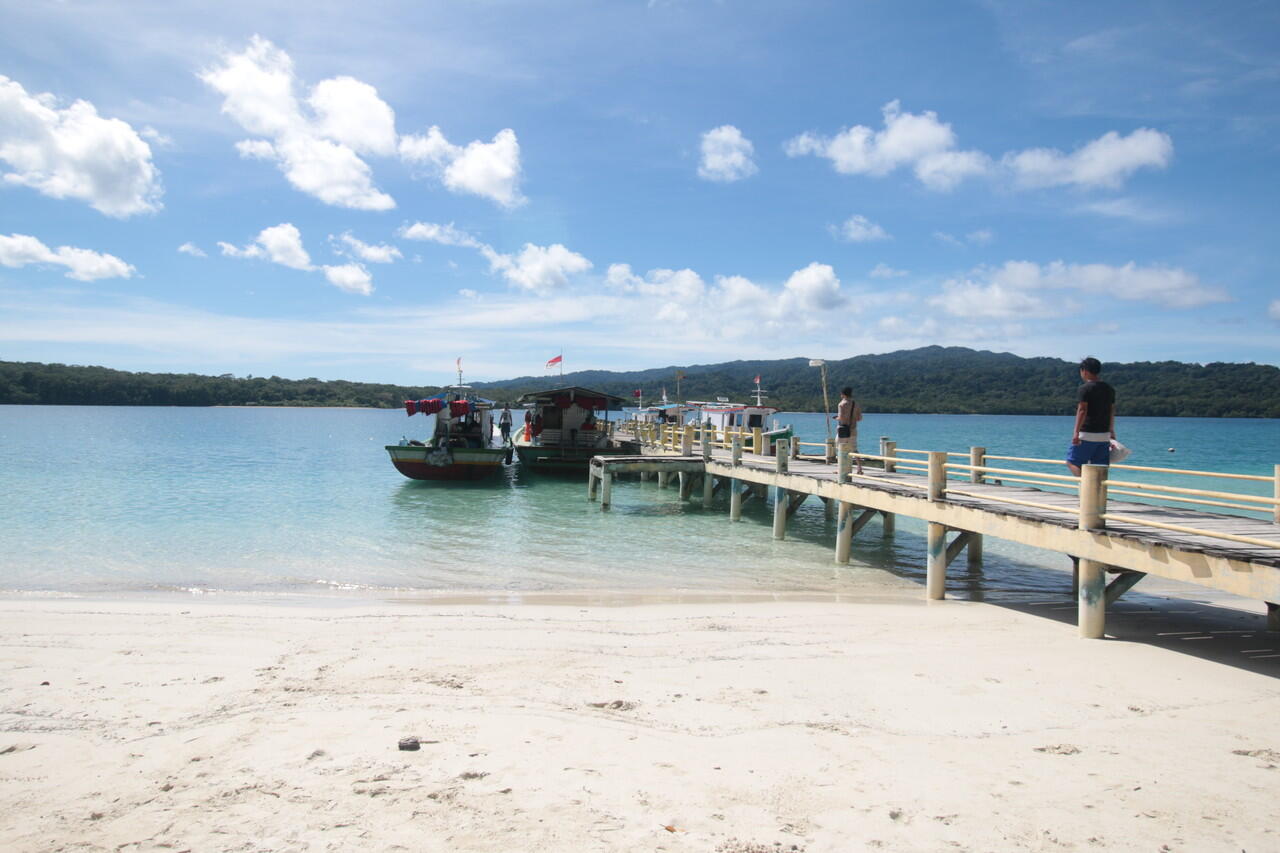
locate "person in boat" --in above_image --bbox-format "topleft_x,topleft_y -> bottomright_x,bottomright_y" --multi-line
835,386 -> 864,476
582,412 -> 597,431
499,404 -> 513,442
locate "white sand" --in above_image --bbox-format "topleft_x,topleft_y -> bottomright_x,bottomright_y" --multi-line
1,594 -> 1278,852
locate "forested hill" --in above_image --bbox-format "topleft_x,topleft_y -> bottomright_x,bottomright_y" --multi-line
2,347 -> 1278,417
483,346 -> 1280,418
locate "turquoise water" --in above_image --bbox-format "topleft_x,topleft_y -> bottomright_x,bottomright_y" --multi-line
1,406 -> 1276,600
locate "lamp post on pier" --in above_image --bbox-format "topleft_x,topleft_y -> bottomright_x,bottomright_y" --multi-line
810,358 -> 832,447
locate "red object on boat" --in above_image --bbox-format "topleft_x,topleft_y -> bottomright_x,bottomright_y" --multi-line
404,400 -> 416,416
449,400 -> 470,417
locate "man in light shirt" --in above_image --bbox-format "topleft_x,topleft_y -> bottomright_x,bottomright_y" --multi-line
1066,356 -> 1117,476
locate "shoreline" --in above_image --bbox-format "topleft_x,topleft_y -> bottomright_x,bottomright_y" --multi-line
2,594 -> 1277,852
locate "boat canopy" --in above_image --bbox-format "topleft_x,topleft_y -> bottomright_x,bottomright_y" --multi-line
517,386 -> 625,411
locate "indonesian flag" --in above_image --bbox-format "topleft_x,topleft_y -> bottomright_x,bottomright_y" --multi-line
546,354 -> 562,369
754,374 -> 761,384
633,389 -> 641,398
456,356 -> 462,371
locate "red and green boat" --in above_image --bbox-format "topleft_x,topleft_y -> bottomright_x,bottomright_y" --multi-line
513,386 -> 633,473
387,388 -> 511,481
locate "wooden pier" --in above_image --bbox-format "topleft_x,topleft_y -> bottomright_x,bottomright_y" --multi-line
589,424 -> 1280,639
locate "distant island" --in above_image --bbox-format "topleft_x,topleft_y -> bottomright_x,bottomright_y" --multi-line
3,346 -> 1278,417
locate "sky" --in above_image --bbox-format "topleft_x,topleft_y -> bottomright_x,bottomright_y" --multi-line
1,0 -> 1278,385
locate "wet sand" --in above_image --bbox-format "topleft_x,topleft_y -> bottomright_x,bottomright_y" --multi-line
1,594 -> 1278,852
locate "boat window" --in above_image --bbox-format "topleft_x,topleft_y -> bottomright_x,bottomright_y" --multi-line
747,413 -> 763,428
543,407 -> 563,429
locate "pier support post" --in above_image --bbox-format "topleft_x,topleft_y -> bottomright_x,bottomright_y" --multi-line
970,447 -> 986,484
927,451 -> 947,501
775,440 -> 790,474
600,470 -> 613,510
824,496 -> 835,520
773,490 -> 788,540
880,437 -> 897,473
731,437 -> 743,465
825,438 -> 836,463
1079,464 -> 1108,530
967,533 -> 983,569
1273,464 -> 1279,524
1078,559 -> 1106,638
838,449 -> 851,484
588,469 -> 598,501
926,522 -> 946,599
881,511 -> 895,536
836,504 -> 854,563
681,426 -> 694,456
702,473 -> 714,509
657,471 -> 669,489
730,479 -> 743,521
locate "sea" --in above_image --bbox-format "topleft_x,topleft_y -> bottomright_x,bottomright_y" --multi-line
1,405 -> 1276,604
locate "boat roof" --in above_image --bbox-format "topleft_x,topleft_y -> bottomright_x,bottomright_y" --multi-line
687,400 -> 779,414
517,386 -> 625,409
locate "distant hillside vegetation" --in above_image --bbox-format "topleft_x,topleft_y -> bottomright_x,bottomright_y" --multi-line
3,347 -> 1278,417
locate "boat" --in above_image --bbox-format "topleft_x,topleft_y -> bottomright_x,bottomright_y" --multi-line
687,378 -> 792,452
632,402 -> 698,427
386,387 -> 511,481
513,386 -> 632,472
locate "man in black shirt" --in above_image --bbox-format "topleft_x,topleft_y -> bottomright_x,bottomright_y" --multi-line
1066,356 -> 1117,476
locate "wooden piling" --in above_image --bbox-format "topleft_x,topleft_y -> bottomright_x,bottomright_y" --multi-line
731,437 -> 742,465
926,522 -> 946,599
600,470 -> 612,509
730,479 -> 743,521
927,451 -> 947,501
1078,559 -> 1106,638
970,446 -> 985,484
752,427 -> 764,456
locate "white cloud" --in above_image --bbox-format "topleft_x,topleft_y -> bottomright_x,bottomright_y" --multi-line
333,232 -> 401,263
712,274 -> 770,312
220,222 -> 313,270
832,214 -> 890,243
929,259 -> 1227,318
781,262 -> 844,312
934,229 -> 992,248
0,233 -> 135,280
0,75 -> 162,217
869,263 -> 907,279
322,263 -> 373,295
1004,129 -> 1173,189
483,243 -> 592,293
399,126 -> 525,208
786,101 -> 1173,194
785,100 -> 989,191
1076,197 -> 1173,223
220,223 -> 377,295
697,125 -> 758,182
308,77 -> 398,157
201,36 -> 395,211
177,242 -> 207,258
398,221 -> 482,249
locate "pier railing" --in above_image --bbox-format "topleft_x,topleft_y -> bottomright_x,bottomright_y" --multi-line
615,420 -> 1280,549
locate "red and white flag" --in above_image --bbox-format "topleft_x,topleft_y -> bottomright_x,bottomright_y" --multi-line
546,354 -> 563,369
633,389 -> 642,398
456,356 -> 462,370
753,374 -> 761,384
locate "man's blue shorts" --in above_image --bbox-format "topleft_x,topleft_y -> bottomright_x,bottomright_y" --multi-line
1066,440 -> 1110,467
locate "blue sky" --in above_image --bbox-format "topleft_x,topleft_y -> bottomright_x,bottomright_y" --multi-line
1,0 -> 1278,384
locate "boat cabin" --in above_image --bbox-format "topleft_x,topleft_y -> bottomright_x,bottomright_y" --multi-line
516,386 -> 625,449
403,388 -> 498,449
687,402 -> 780,432
632,403 -> 697,427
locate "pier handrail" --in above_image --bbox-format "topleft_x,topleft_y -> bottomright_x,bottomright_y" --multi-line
1102,513 -> 1280,550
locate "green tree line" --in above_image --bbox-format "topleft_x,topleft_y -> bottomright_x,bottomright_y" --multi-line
3,346 -> 1278,417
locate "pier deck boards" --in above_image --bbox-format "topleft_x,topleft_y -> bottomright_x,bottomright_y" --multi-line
595,433 -> 1280,636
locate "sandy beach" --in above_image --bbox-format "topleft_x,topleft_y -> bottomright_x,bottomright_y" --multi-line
1,593 -> 1278,852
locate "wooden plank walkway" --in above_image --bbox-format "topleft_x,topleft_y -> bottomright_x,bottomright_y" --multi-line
596,432 -> 1280,638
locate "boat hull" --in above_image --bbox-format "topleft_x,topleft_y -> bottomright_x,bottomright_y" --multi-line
385,445 -> 507,481
514,442 -> 634,472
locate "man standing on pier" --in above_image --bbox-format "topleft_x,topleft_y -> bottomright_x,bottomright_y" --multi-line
836,386 -> 864,476
1066,356 -> 1116,476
